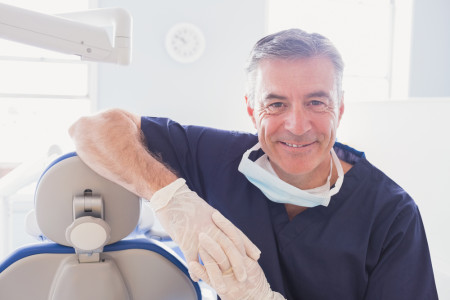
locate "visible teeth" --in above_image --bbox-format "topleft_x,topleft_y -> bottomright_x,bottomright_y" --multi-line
285,142 -> 303,148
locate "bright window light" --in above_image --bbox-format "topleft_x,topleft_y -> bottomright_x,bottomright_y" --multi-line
0,61 -> 88,96
0,0 -> 94,166
0,0 -> 95,259
267,0 -> 412,102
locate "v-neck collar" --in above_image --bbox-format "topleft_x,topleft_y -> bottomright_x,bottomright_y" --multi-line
268,154 -> 370,251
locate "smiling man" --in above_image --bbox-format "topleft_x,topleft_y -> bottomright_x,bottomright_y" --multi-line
70,29 -> 438,299
246,56 -> 352,220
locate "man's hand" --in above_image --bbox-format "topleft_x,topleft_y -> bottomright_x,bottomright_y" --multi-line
189,212 -> 286,300
150,179 -> 261,281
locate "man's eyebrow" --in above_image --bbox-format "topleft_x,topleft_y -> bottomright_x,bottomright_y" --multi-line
306,91 -> 330,99
265,93 -> 288,100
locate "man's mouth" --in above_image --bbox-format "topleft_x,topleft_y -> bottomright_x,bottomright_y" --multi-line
282,141 -> 314,148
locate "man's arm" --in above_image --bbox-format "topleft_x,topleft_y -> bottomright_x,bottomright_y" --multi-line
364,205 -> 438,300
69,108 -> 176,198
69,108 -> 260,280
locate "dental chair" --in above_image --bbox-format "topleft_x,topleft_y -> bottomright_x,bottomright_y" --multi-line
0,152 -> 201,300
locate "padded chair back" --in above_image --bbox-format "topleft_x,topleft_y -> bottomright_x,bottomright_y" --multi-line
0,153 -> 201,300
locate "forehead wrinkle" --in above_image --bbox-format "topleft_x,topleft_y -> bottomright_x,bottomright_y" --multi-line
265,93 -> 288,101
264,90 -> 332,103
254,57 -> 340,106
306,91 -> 330,99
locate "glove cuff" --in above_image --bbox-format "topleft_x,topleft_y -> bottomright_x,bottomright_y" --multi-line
271,292 -> 287,300
149,178 -> 186,212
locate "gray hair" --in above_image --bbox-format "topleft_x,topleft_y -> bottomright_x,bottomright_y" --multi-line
245,28 -> 344,107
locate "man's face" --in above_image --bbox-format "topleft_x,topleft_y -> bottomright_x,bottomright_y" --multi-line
247,57 -> 344,188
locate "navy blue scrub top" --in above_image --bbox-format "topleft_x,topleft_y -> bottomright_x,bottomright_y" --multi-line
141,117 -> 438,300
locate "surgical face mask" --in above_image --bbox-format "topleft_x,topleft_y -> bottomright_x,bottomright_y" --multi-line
238,143 -> 344,207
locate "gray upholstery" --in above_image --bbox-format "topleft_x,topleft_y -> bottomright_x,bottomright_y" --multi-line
0,248 -> 199,299
0,153 -> 200,300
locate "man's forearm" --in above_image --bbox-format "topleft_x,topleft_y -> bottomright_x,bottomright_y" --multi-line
69,108 -> 177,199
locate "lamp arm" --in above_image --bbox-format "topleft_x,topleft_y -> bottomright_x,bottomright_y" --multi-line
0,3 -> 132,65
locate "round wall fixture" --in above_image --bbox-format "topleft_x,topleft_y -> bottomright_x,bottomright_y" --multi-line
165,22 -> 206,63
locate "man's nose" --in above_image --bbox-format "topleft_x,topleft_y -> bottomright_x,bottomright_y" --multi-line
284,106 -> 312,135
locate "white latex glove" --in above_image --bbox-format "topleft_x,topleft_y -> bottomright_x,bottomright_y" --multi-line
189,212 -> 286,300
150,178 -> 261,282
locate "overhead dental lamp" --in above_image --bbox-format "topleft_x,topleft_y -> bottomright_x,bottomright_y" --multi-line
0,3 -> 132,65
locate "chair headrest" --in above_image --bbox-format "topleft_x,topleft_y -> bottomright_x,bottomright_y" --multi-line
34,153 -> 140,247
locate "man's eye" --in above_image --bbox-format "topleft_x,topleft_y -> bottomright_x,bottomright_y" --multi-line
269,102 -> 284,108
310,100 -> 325,106
266,102 -> 286,113
307,100 -> 330,112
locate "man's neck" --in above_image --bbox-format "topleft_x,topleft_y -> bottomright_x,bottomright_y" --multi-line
272,155 -> 333,190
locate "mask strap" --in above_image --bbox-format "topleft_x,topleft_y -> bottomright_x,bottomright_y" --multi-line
329,148 -> 344,197
327,153 -> 333,185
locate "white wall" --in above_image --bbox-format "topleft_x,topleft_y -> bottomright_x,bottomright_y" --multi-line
97,0 -> 265,131
409,0 -> 450,97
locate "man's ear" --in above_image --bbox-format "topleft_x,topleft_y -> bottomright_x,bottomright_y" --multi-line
245,96 -> 257,128
337,92 -> 345,126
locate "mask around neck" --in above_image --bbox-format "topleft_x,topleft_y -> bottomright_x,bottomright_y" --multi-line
238,143 -> 344,207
